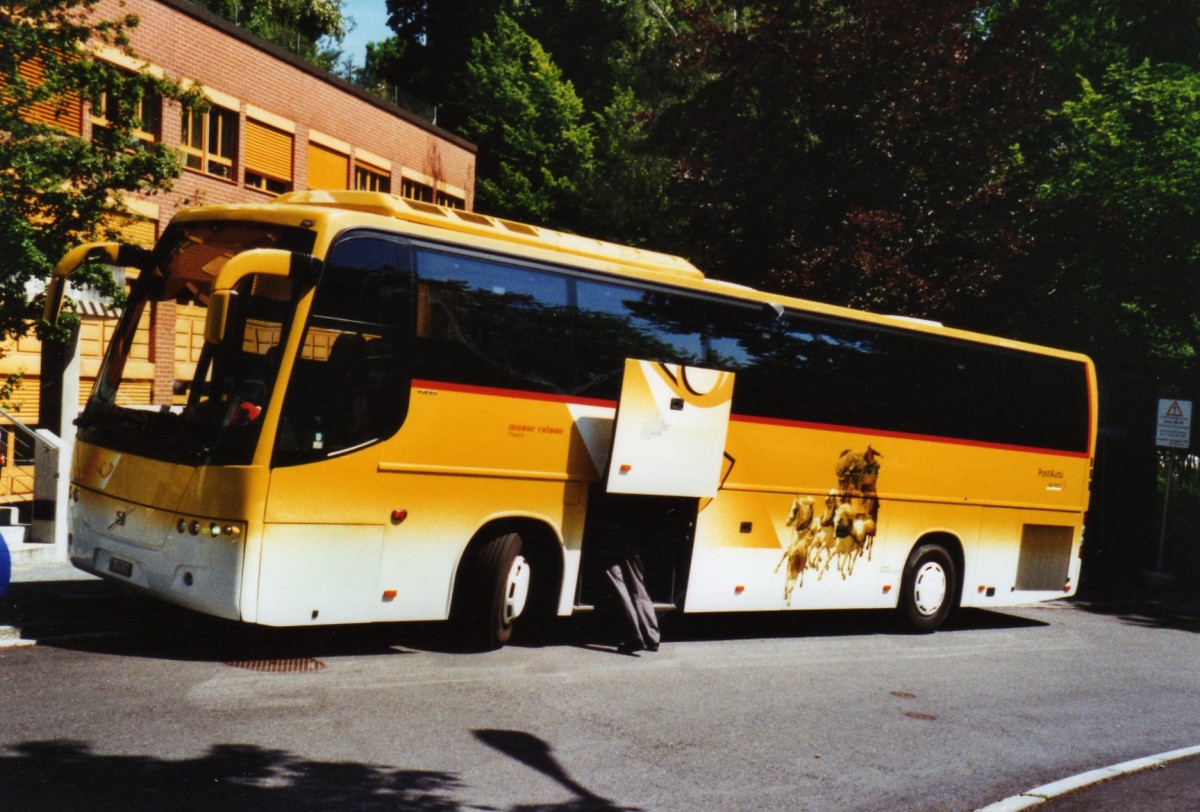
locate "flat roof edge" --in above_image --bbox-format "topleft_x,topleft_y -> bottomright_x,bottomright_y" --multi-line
148,0 -> 476,153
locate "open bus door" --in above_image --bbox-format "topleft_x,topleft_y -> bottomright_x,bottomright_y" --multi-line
579,360 -> 735,609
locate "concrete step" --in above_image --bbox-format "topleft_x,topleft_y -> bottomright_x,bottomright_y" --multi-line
0,624 -> 34,648
3,529 -> 61,566
4,537 -> 61,563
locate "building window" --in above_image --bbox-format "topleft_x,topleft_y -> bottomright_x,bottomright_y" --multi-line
245,171 -> 290,194
180,106 -> 236,179
435,190 -> 465,210
244,118 -> 293,194
308,142 -> 348,190
91,82 -> 161,145
355,164 -> 390,193
401,177 -> 433,203
11,57 -> 82,134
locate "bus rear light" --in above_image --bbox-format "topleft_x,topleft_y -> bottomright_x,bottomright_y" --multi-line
382,590 -> 397,602
882,585 -> 892,594
734,585 -> 745,594
391,509 -> 408,525
176,516 -> 243,539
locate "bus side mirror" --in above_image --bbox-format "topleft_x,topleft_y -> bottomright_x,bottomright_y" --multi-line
46,242 -> 154,323
45,242 -> 123,323
205,290 -> 236,344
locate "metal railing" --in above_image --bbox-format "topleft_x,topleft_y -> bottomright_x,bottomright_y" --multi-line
0,406 -> 45,514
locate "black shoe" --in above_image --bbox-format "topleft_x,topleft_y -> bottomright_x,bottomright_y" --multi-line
645,641 -> 659,652
616,640 -> 644,655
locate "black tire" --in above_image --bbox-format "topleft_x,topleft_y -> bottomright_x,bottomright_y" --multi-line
899,543 -> 957,632
453,532 -> 529,650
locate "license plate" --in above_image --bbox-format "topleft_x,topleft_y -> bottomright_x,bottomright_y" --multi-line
108,557 -> 133,577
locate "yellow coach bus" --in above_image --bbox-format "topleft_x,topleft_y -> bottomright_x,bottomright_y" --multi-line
50,190 -> 1096,647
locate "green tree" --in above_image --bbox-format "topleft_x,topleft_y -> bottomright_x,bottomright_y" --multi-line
461,12 -> 595,225
1022,63 -> 1200,356
189,0 -> 346,69
369,2 -> 678,239
377,0 -> 502,121
0,0 -> 200,345
651,0 -> 1049,308
1020,60 -> 1200,575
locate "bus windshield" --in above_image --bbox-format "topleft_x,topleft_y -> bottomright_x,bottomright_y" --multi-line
78,220 -> 316,466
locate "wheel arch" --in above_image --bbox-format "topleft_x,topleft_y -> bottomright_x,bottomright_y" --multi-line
451,515 -> 565,619
908,531 -> 965,609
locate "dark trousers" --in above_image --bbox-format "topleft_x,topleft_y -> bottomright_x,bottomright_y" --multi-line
604,552 -> 660,649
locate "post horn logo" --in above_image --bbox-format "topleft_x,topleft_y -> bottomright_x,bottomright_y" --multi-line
108,507 -> 135,531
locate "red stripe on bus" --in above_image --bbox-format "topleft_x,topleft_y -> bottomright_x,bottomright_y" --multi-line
411,379 -> 1091,458
410,379 -> 616,409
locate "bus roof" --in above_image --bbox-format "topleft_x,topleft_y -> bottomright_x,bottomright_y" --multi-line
271,190 -> 704,282
248,191 -> 1088,367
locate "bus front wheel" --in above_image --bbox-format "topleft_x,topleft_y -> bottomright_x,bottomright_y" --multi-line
454,532 -> 529,650
899,543 -> 956,632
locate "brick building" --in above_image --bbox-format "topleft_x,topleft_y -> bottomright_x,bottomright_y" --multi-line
1,0 -> 476,434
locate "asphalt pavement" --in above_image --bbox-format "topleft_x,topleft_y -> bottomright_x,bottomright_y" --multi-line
4,559 -> 1199,811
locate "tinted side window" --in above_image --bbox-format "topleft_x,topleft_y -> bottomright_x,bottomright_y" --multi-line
722,305 -> 1089,453
274,234 -> 412,465
573,281 -> 705,400
415,248 -> 573,393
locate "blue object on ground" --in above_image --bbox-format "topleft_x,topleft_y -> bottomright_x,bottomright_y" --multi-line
0,540 -> 9,597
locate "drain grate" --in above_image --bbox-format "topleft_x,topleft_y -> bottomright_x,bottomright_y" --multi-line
225,658 -> 326,673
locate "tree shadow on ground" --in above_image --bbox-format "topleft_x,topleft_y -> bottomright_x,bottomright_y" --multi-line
0,735 -> 636,812
0,740 -> 462,812
1072,576 -> 1200,634
1072,601 -> 1200,635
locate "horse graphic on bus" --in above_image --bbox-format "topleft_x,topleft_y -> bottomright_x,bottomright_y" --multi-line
776,446 -> 882,604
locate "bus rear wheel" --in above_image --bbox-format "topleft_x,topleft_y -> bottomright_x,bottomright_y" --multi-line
454,532 -> 529,650
899,543 -> 956,632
